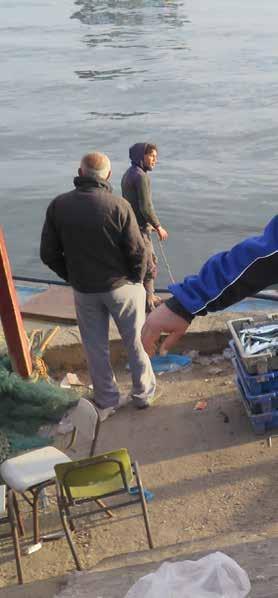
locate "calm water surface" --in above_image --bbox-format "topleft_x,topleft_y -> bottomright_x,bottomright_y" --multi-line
1,0 -> 278,287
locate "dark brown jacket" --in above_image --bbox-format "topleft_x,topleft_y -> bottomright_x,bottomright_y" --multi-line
40,175 -> 147,293
121,143 -> 160,230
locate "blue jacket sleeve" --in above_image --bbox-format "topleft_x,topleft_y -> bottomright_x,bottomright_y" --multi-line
167,216 -> 278,319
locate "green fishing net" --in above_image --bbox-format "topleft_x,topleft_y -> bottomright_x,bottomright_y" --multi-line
0,356 -> 79,465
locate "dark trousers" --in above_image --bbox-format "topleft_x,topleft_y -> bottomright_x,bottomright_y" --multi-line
141,229 -> 158,309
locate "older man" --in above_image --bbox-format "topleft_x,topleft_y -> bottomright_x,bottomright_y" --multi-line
40,152 -> 156,420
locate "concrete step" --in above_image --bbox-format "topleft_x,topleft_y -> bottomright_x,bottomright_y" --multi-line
3,533 -> 278,597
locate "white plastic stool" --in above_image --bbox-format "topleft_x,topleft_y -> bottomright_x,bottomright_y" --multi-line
0,447 -> 71,544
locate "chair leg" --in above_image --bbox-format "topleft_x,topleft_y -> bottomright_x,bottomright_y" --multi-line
57,503 -> 82,571
13,493 -> 25,537
32,489 -> 41,544
133,462 -> 154,549
7,490 -> 24,584
64,503 -> 76,532
95,498 -> 114,518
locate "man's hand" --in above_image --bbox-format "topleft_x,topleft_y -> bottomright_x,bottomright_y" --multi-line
156,226 -> 168,241
141,303 -> 190,356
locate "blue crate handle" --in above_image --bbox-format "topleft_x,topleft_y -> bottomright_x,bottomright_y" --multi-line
232,354 -> 278,401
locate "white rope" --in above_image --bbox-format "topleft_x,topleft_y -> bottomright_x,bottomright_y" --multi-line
157,239 -> 176,285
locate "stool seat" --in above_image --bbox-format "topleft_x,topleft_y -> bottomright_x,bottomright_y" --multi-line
0,447 -> 71,493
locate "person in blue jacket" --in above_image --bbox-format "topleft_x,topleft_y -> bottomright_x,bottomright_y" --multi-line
141,216 -> 278,355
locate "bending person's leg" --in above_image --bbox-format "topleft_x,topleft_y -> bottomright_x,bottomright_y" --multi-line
104,283 -> 156,408
74,290 -> 120,409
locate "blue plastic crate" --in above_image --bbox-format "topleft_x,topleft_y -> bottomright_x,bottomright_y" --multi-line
229,340 -> 278,395
227,316 -> 278,374
233,357 -> 278,413
236,377 -> 278,435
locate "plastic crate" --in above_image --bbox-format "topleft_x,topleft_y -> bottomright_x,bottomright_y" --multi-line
227,315 -> 278,374
233,357 -> 278,413
236,377 -> 278,435
229,341 -> 278,395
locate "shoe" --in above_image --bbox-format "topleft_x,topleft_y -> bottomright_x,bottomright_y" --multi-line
133,387 -> 163,410
135,396 -> 156,409
116,394 -> 132,409
97,406 -> 116,422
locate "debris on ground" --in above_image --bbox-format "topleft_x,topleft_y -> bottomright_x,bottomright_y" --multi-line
186,350 -> 232,366
194,400 -> 208,411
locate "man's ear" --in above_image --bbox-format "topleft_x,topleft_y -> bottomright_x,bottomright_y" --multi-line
78,167 -> 83,176
106,169 -> 112,180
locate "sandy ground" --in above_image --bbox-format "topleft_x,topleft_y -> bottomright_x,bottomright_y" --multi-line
1,356 -> 278,594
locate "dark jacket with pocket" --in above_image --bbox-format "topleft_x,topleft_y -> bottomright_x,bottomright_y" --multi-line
40,175 -> 147,293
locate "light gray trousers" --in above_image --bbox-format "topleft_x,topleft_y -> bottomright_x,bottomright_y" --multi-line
74,283 -> 156,409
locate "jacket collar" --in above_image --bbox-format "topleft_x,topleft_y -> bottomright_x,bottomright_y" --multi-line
73,175 -> 112,193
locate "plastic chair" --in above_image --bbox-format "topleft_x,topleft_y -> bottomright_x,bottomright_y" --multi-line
0,398 -> 100,546
55,448 -> 154,570
0,484 -> 23,584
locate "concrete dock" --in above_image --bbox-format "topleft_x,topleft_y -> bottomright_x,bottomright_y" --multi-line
1,295 -> 278,597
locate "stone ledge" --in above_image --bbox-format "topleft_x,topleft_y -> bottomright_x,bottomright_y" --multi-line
21,310 -> 268,372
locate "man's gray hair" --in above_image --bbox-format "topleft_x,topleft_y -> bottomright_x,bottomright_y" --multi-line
80,152 -> 111,180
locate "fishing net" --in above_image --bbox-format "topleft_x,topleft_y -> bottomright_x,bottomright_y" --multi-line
0,327 -> 80,465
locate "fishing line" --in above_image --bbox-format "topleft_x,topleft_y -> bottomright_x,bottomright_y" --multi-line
157,239 -> 176,285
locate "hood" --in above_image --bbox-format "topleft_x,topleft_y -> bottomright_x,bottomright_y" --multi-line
129,143 -> 148,171
73,175 -> 112,193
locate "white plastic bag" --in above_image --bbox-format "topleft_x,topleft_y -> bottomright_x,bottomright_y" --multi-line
124,552 -> 251,598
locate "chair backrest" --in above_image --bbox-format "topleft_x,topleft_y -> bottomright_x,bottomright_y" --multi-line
66,398 -> 100,459
55,448 -> 133,501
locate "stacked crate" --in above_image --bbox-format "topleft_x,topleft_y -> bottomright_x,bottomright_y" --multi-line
228,316 -> 278,435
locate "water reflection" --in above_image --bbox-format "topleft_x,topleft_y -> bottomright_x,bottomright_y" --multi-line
71,0 -> 190,30
75,66 -> 147,80
83,33 -> 148,49
88,111 -> 148,120
71,2 -> 144,27
71,0 -> 191,115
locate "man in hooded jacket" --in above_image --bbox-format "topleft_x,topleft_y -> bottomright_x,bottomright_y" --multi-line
121,143 -> 168,312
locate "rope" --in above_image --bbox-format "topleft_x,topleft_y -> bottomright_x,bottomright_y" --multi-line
31,355 -> 50,382
29,326 -> 60,382
157,239 -> 176,285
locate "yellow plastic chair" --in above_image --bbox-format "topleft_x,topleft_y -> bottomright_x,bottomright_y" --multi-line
55,448 -> 154,570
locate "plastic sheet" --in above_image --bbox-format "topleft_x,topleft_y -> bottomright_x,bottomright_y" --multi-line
124,552 -> 251,598
150,353 -> 192,374
128,486 -> 154,502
